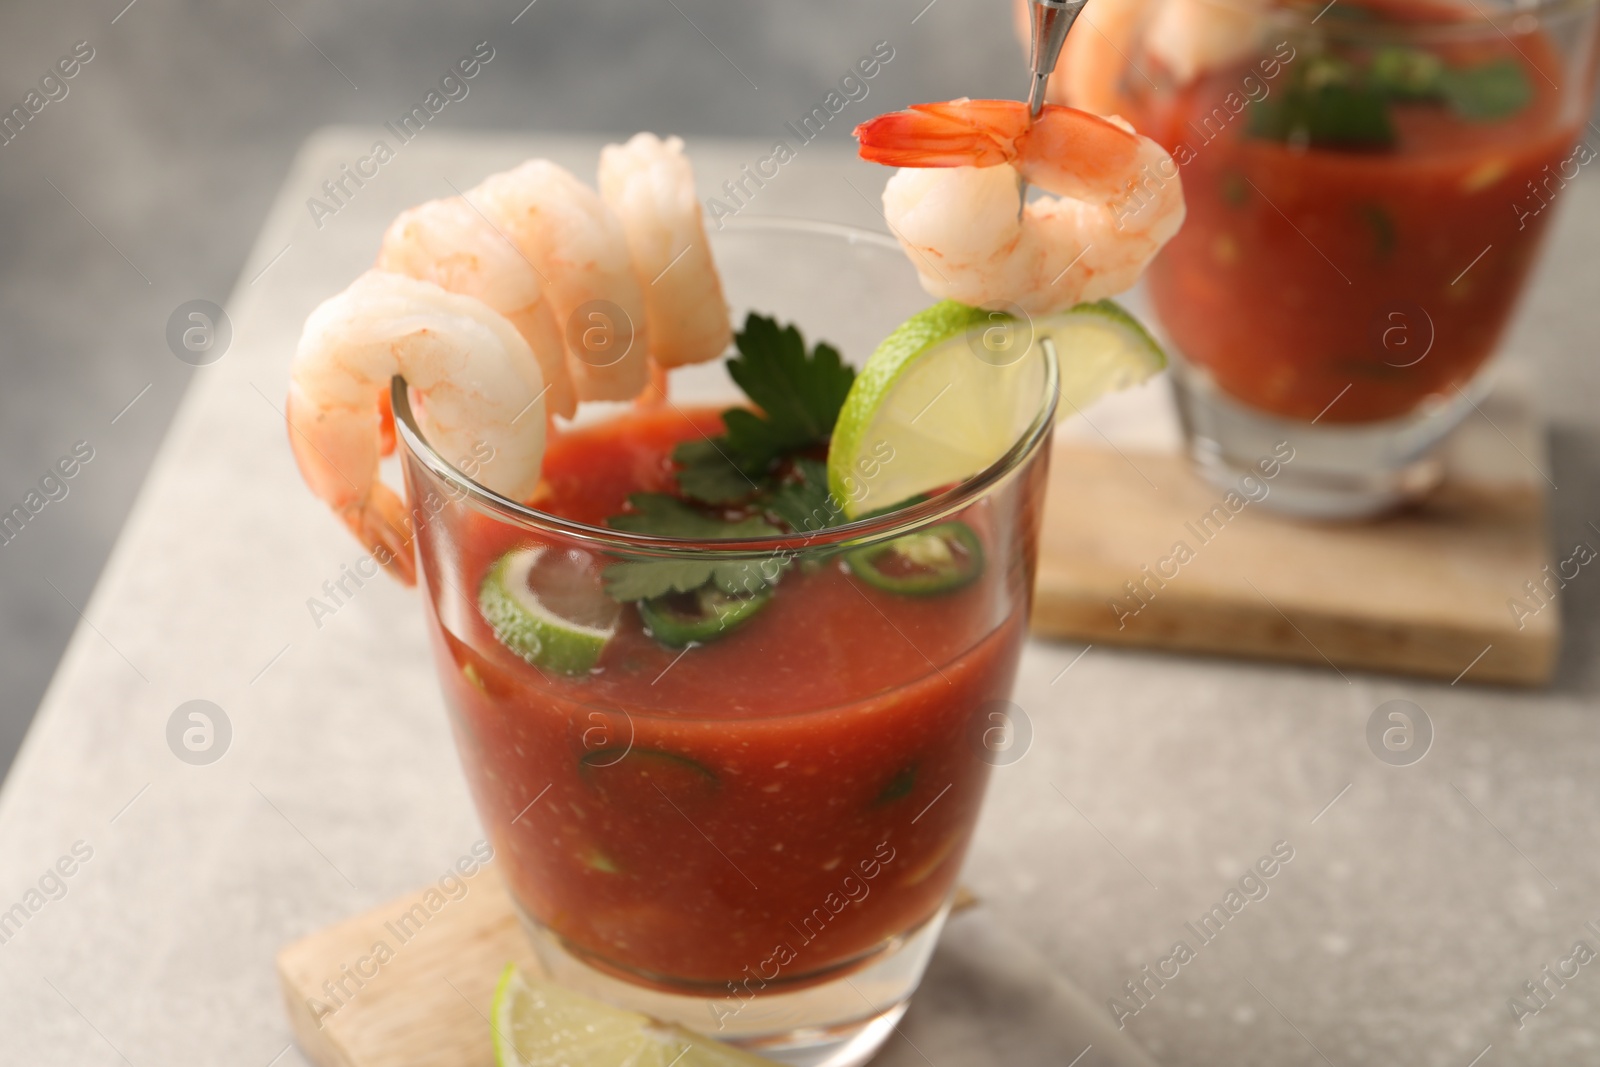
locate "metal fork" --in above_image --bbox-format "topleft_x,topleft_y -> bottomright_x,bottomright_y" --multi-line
1020,0 -> 1090,210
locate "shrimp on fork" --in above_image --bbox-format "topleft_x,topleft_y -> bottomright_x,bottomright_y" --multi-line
287,271 -> 550,584
854,99 -> 1184,314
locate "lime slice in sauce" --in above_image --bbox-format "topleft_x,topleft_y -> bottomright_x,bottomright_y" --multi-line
479,547 -> 619,674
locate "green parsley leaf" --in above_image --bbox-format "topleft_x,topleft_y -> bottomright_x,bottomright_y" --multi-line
603,315 -> 856,602
1371,48 -> 1532,121
603,556 -> 784,602
1440,59 -> 1532,122
606,493 -> 778,540
720,408 -> 802,471
602,554 -> 785,602
1249,82 -> 1395,148
1369,47 -> 1445,100
725,314 -> 855,457
670,314 -> 854,504
602,493 -> 784,602
602,559 -> 720,601
767,458 -> 846,535
672,438 -> 764,504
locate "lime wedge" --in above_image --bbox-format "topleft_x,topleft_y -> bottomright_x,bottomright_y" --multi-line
491,964 -> 778,1067
828,299 -> 1166,518
479,548 -> 619,674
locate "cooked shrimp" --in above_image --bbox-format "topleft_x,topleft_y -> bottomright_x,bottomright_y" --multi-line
1019,0 -> 1265,112
1143,0 -> 1265,84
376,196 -> 577,418
468,161 -> 651,402
854,99 -> 1185,314
598,133 -> 731,370
287,271 -> 549,584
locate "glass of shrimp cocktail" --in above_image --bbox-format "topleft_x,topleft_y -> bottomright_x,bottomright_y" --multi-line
289,107 -> 1177,1066
1054,0 -> 1599,516
392,218 -> 1056,1064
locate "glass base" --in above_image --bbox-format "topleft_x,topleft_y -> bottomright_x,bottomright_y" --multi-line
515,899 -> 951,1067
1170,360 -> 1485,520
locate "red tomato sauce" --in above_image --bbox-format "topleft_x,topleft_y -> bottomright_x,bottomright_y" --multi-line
1133,26 -> 1583,422
418,404 -> 1031,988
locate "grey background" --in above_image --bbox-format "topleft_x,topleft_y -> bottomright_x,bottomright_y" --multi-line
0,0 -> 1021,775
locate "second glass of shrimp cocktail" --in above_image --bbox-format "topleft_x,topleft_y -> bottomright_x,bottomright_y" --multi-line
287,104 -> 1180,1066
1050,0 -> 1600,516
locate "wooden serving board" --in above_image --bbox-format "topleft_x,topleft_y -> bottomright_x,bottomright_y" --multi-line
277,865 -> 536,1067
276,866 -> 979,1067
1032,378 -> 1558,685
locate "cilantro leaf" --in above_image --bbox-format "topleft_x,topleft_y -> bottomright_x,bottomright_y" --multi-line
670,314 -> 854,503
725,314 -> 854,454
602,558 -> 719,601
1255,48 -> 1532,152
767,458 -> 846,535
603,556 -> 784,601
1249,82 -> 1395,148
672,438 -> 765,504
1371,48 -> 1532,121
607,493 -> 778,539
720,408 -> 801,470
1369,47 -> 1445,100
602,494 -> 784,602
1440,59 -> 1531,122
602,314 -> 857,603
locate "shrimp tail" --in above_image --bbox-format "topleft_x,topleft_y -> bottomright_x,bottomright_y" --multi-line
377,389 -> 397,457
340,485 -> 416,585
856,97 -> 1182,314
854,100 -> 1028,168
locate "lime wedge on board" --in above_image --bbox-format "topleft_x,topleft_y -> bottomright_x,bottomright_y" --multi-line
491,964 -> 779,1067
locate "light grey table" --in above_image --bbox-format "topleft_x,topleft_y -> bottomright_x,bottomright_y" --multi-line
1,129 -> 1598,1067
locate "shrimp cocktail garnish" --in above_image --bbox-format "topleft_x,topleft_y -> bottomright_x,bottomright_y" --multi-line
287,107 -> 1182,580
287,134 -> 730,584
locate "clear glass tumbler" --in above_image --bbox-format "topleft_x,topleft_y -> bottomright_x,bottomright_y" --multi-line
1110,0 -> 1598,516
393,219 -> 1057,1067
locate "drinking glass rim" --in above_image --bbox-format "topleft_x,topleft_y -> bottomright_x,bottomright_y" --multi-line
391,217 -> 1061,557
1188,0 -> 1597,37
